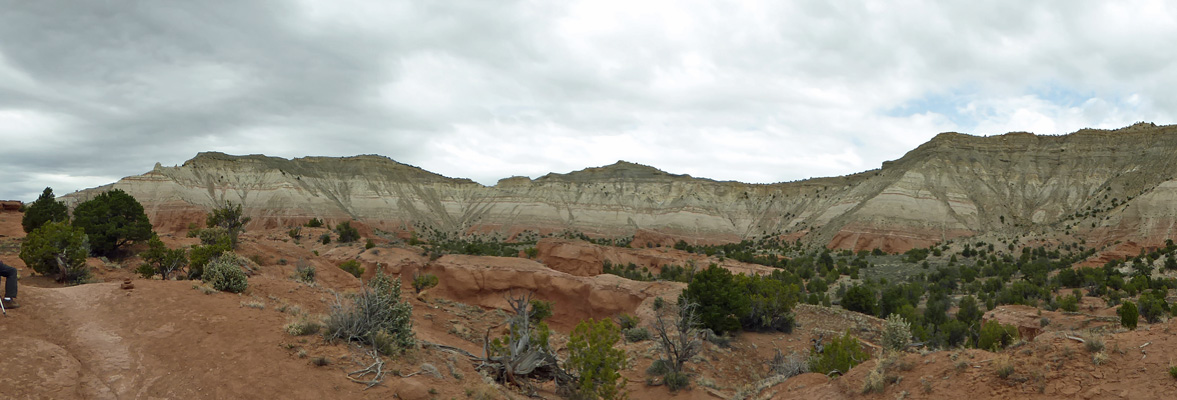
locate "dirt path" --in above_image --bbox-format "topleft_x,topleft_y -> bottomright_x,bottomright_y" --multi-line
0,281 -> 382,399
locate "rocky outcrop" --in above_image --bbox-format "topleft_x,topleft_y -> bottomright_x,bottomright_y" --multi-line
63,123 -> 1177,252
0,201 -> 21,211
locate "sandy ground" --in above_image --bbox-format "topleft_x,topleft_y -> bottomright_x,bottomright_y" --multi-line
4,209 -> 1177,399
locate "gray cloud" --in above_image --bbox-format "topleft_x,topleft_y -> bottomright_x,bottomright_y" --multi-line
2,0 -> 1175,200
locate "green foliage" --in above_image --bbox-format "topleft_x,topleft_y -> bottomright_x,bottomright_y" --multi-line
138,236 -> 188,280
977,320 -> 1019,351
294,260 -> 316,284
339,259 -> 364,278
682,265 -> 749,335
1170,366 -> 1177,380
603,261 -> 654,281
737,272 -> 798,332
841,284 -> 877,316
365,239 -> 375,249
305,218 -> 323,227
566,319 -> 628,400
1058,293 -> 1080,312
955,296 -> 982,325
664,372 -> 690,392
188,228 -> 232,280
202,253 -> 249,293
319,233 -> 331,244
335,221 -> 360,243
1138,292 -> 1168,323
617,314 -> 640,330
524,246 -> 538,259
287,227 -> 302,239
624,327 -> 651,342
19,221 -> 91,284
324,273 -> 415,355
71,189 -> 153,257
205,201 -> 251,248
22,187 -> 68,233
284,319 -> 323,336
808,331 -> 869,375
411,272 -> 439,293
882,314 -> 912,351
529,299 -> 554,324
1119,301 -> 1139,329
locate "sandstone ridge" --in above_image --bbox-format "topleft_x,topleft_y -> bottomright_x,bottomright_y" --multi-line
65,122 -> 1177,252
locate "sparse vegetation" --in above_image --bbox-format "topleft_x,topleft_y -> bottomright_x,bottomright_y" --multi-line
808,331 -> 869,376
339,259 -> 363,278
882,314 -> 912,351
284,318 -> 323,336
323,273 -> 415,355
412,272 -> 439,293
206,201 -> 251,248
335,221 -> 360,243
294,260 -> 315,284
137,236 -> 188,280
649,301 -> 702,392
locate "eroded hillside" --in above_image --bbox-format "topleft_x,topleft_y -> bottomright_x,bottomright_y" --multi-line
62,123 -> 1177,254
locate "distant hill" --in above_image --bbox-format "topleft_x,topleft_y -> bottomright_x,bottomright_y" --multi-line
64,122 -> 1177,253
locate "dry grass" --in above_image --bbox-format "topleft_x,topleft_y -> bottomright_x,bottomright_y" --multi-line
993,354 -> 1014,379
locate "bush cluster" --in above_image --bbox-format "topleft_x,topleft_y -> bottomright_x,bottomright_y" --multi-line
202,254 -> 249,293
323,273 -> 415,355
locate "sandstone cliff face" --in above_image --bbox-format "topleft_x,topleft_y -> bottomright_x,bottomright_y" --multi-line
64,123 -> 1177,252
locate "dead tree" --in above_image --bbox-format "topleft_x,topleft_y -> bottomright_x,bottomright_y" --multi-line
476,292 -> 574,396
652,300 -> 702,375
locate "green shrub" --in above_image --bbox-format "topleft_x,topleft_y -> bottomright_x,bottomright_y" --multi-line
412,272 -> 439,294
21,187 -> 68,233
305,218 -> 323,228
287,227 -> 302,239
138,236 -> 188,280
566,318 -> 627,400
1169,366 -> 1177,380
335,221 -> 360,243
617,314 -> 640,330
339,259 -> 363,278
19,221 -> 91,284
365,239 -> 375,249
882,314 -> 912,351
285,319 -> 323,336
202,254 -> 249,293
323,273 -> 415,355
1138,292 -> 1168,323
1119,301 -> 1139,329
1058,293 -> 1079,312
738,273 -> 799,333
977,320 -> 1019,351
529,299 -> 554,324
664,371 -> 690,392
206,201 -> 250,248
624,327 -> 651,342
295,261 -> 316,284
682,264 -> 749,335
188,228 -> 232,279
320,233 -> 331,244
646,359 -> 670,376
808,331 -> 869,375
841,284 -> 878,316
71,189 -> 153,257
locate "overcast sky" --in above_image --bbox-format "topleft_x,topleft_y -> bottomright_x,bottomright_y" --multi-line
2,1 -> 1175,201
